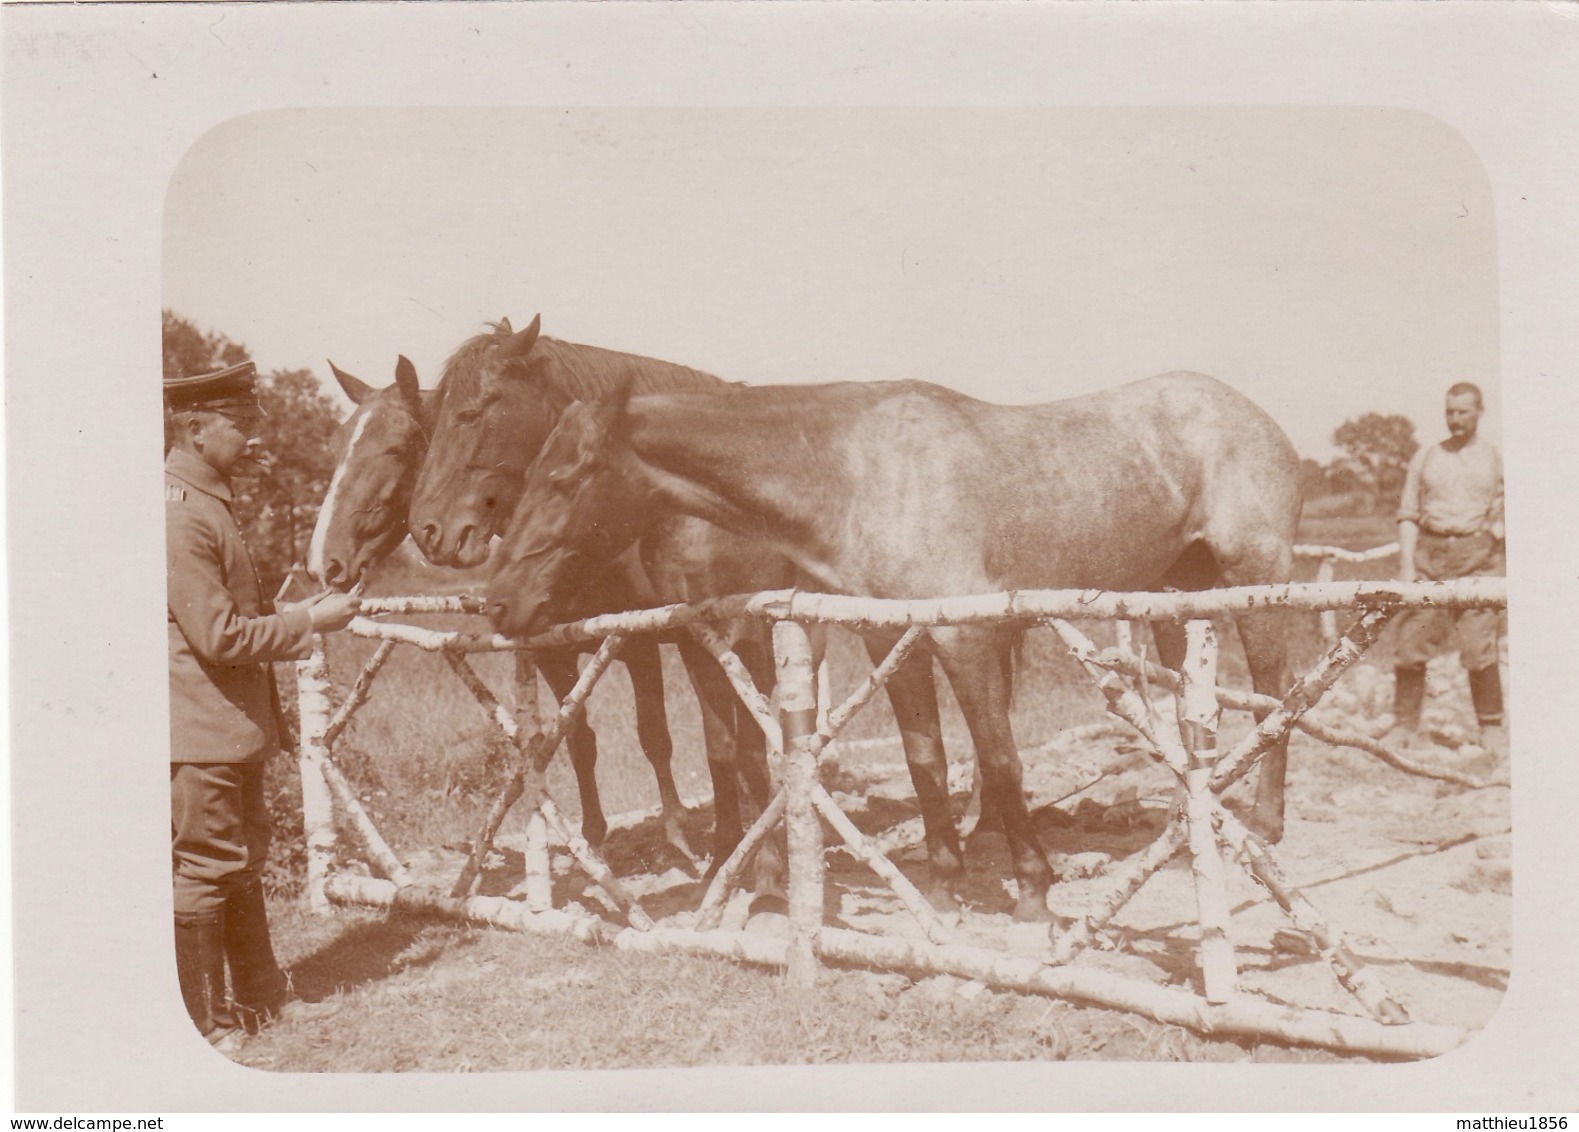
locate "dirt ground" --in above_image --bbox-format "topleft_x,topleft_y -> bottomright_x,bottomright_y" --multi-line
384,648 -> 1510,1047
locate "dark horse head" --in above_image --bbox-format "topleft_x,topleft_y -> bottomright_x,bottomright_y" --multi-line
485,379 -> 653,638
407,315 -> 563,568
308,356 -> 431,591
409,314 -> 725,570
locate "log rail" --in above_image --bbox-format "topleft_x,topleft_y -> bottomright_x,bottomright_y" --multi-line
296,559 -> 1503,1061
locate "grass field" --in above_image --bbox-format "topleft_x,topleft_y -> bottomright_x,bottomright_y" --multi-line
243,509 -> 1500,1072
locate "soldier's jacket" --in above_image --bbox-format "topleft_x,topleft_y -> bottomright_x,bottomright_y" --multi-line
166,448 -> 315,764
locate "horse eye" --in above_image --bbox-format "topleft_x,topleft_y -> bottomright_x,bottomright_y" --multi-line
454,408 -> 482,426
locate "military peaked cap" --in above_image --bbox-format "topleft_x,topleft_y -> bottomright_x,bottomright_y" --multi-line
164,361 -> 262,412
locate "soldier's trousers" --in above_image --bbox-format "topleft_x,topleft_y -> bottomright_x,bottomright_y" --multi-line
1392,531 -> 1504,672
171,761 -> 271,919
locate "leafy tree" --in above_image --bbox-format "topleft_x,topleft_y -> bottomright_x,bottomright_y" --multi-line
1330,412 -> 1418,512
1300,457 -> 1329,500
163,310 -> 342,593
163,309 -> 247,380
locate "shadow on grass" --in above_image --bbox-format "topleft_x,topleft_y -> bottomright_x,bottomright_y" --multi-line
284,915 -> 449,1002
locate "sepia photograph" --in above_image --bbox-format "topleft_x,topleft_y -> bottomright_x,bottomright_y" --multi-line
7,0 -> 1578,1115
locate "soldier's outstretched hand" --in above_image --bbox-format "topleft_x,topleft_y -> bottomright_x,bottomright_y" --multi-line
299,590 -> 361,633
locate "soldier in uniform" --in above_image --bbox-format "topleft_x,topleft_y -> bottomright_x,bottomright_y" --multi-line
1389,381 -> 1506,755
166,361 -> 360,1048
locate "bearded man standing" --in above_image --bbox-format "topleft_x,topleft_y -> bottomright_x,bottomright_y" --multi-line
1389,382 -> 1506,755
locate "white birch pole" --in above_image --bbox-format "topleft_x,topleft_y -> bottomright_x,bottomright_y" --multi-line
1091,649 -> 1504,787
774,619 -> 823,986
1210,606 -> 1394,793
516,652 -> 553,914
320,639 -> 397,749
1315,557 -> 1338,645
1046,618 -> 1182,774
1051,810 -> 1188,964
695,790 -> 788,930
294,635 -> 337,914
324,876 -> 1465,1060
809,783 -> 957,944
515,578 -> 1503,650
1215,805 -> 1408,1024
1181,620 -> 1236,1003
319,756 -> 411,887
687,623 -> 783,757
444,636 -> 624,898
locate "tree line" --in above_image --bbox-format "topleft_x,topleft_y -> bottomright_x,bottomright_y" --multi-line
1300,412 -> 1419,514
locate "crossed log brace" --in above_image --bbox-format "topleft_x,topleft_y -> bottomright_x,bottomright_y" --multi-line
294,577 -> 1506,1060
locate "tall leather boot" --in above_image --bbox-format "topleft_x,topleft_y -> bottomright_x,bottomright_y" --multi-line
1391,664 -> 1427,737
174,914 -> 239,1043
1468,665 -> 1508,756
222,881 -> 288,1035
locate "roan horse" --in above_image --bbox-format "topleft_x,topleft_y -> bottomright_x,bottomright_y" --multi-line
406,318 -> 800,884
487,373 -> 1302,921
304,352 -> 696,860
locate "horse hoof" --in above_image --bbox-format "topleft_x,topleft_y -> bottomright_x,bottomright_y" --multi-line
748,892 -> 789,917
920,881 -> 962,916
665,835 -> 702,877
1224,799 -> 1284,845
965,828 -> 1009,857
744,910 -> 791,939
1011,893 -> 1055,923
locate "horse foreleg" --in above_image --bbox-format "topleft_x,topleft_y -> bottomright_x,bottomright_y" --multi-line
677,637 -> 746,879
1236,608 -> 1294,843
537,651 -> 607,849
727,628 -> 787,914
620,637 -> 696,864
869,632 -> 965,912
963,627 -> 1024,846
931,627 -> 1054,922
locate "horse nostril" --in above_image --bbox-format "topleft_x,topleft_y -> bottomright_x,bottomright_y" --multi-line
322,559 -> 345,587
419,522 -> 439,550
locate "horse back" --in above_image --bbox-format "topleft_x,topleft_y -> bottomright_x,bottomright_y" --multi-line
834,372 -> 1301,593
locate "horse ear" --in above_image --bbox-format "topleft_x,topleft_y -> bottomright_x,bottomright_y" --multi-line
498,316 -> 512,335
394,355 -> 421,405
504,313 -> 541,360
328,361 -> 374,406
547,406 -> 602,485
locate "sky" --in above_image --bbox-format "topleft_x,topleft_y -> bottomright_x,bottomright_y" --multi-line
163,106 -> 1500,461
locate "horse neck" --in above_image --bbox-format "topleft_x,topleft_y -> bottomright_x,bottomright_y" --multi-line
618,388 -> 859,582
530,337 -> 726,403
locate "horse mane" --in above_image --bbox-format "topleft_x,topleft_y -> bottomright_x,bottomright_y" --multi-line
436,321 -> 727,411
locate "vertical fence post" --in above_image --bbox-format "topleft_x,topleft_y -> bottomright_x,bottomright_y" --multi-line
1181,619 -> 1237,1003
515,651 -> 554,913
295,635 -> 337,915
1316,557 -> 1338,645
774,619 -> 823,987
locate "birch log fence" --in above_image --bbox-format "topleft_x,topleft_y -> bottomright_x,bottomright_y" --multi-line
290,546 -> 1503,1061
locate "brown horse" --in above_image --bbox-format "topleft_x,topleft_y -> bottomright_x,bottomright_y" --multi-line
304,353 -> 695,859
406,319 -> 799,886
487,373 -> 1302,921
